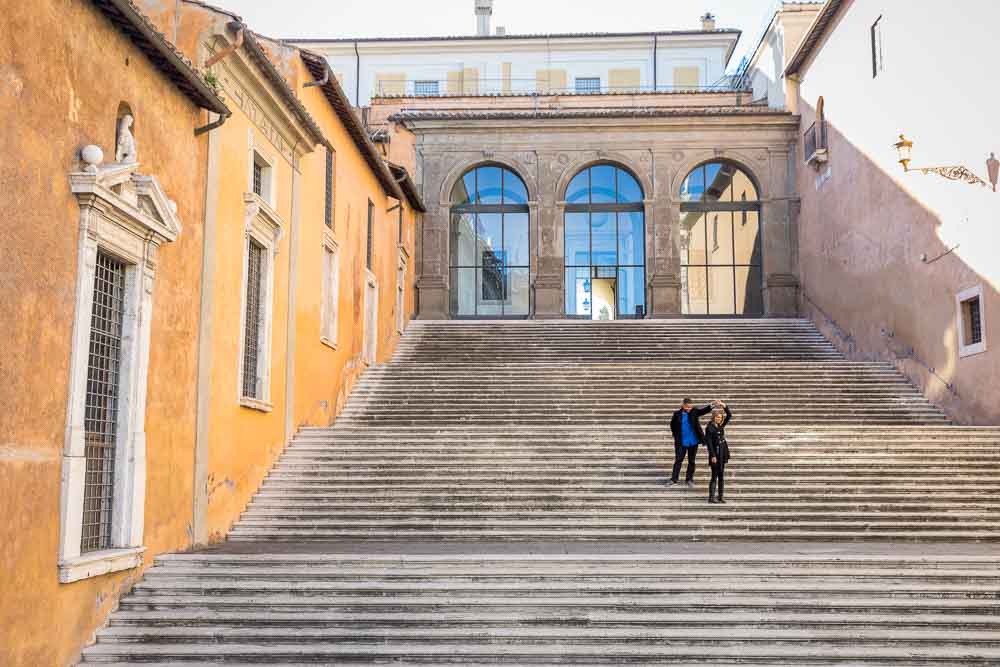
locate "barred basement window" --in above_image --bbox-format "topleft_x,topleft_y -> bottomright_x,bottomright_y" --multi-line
324,148 -> 335,229
957,285 -> 986,358
80,251 -> 126,553
242,238 -> 265,399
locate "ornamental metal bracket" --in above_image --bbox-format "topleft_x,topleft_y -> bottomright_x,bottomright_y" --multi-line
908,165 -> 989,188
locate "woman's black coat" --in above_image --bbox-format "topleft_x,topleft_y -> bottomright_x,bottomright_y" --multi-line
704,405 -> 733,466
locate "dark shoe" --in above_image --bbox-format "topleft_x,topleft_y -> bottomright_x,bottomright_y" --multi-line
718,498 -> 727,504
686,480 -> 695,488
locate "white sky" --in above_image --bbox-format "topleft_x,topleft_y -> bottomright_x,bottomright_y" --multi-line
212,0 -> 781,69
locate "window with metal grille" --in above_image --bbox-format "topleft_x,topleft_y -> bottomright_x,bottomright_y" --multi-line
575,77 -> 601,94
81,251 -> 126,553
324,148 -> 334,228
242,238 -> 264,399
871,16 -> 884,78
367,200 -> 374,271
252,160 -> 263,197
414,80 -> 439,96
398,207 -> 403,244
964,296 -> 983,345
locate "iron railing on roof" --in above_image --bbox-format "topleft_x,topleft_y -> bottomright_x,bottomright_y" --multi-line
373,77 -> 751,99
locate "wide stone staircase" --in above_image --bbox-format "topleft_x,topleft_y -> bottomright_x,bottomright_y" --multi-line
81,320 -> 1000,665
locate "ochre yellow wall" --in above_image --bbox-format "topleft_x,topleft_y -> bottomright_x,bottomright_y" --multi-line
0,1 -> 209,665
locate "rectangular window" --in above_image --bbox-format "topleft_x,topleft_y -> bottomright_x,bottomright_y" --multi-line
242,238 -> 264,399
575,77 -> 601,94
396,260 -> 406,334
81,251 -> 126,553
414,80 -> 439,96
398,207 -> 404,244
324,148 -> 334,229
251,151 -> 272,202
871,16 -> 884,78
321,244 -> 339,346
367,199 -> 374,271
957,286 -> 986,357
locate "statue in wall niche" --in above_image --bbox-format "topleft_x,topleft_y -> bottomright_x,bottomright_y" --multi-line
115,114 -> 137,164
988,153 -> 999,192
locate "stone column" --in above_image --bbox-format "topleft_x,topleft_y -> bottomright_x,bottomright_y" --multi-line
416,205 -> 449,319
649,152 -> 681,317
761,149 -> 800,317
533,152 -> 563,318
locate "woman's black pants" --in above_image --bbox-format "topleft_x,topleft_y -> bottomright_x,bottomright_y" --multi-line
709,462 -> 726,499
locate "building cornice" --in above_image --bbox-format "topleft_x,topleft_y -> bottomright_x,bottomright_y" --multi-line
784,0 -> 848,76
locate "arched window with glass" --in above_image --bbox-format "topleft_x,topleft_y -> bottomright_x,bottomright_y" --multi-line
679,161 -> 763,316
564,164 -> 646,320
449,164 -> 530,317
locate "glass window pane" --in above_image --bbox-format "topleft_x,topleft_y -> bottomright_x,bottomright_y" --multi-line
708,266 -> 737,315
450,213 -> 476,267
476,268 -> 504,316
506,268 -> 530,316
705,163 -> 737,202
503,213 -> 530,266
566,267 -> 592,317
736,266 -> 764,316
451,170 -> 476,206
564,212 -> 590,266
450,268 -> 476,316
734,209 -> 761,265
503,170 -> 529,204
618,211 -> 645,266
682,212 -> 707,266
477,166 -> 503,205
591,165 -> 616,204
618,267 -> 646,317
682,266 -> 708,315
680,165 -> 705,202
566,170 -> 589,203
617,169 -> 643,203
476,213 -> 502,265
731,167 -> 759,202
708,212 -> 734,265
591,211 -> 616,265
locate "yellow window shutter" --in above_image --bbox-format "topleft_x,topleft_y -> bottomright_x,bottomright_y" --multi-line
673,66 -> 700,89
608,68 -> 641,92
536,69 -> 567,93
502,63 -> 512,94
447,71 -> 463,95
374,72 -> 406,97
463,68 -> 479,95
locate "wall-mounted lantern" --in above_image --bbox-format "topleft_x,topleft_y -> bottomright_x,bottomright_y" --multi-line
893,134 -> 992,190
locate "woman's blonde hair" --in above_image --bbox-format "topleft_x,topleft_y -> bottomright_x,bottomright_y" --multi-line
711,408 -> 726,422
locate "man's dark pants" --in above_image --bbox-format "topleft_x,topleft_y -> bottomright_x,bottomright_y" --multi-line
671,445 -> 698,483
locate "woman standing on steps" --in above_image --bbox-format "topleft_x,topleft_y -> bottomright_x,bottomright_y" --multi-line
705,401 -> 732,504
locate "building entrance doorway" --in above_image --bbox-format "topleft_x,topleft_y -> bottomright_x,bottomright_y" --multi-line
591,278 -> 616,320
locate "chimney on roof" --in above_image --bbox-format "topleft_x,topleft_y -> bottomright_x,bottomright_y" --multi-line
496,26 -> 506,36
701,11 -> 716,30
476,0 -> 493,37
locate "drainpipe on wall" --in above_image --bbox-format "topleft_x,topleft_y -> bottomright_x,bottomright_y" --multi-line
354,41 -> 361,107
653,34 -> 658,92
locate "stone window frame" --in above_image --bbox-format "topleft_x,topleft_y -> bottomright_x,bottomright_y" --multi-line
60,158 -> 181,584
321,233 -> 340,349
238,193 -> 282,412
956,284 -> 986,358
363,271 -> 379,366
247,129 -> 277,208
396,251 -> 407,334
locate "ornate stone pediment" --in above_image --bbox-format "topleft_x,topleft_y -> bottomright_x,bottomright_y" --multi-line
69,156 -> 181,244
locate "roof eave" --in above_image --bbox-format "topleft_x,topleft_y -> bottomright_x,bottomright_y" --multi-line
300,49 -> 405,202
94,0 -> 229,115
784,0 -> 847,77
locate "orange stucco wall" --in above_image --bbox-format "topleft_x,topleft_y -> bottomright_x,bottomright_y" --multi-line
0,1 -> 210,665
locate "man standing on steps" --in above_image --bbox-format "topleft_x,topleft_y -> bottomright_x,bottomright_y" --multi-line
667,398 -> 715,487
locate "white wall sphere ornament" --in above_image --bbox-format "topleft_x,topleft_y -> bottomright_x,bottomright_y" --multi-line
81,145 -> 104,172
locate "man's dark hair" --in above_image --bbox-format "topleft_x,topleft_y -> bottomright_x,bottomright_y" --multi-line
682,397 -> 693,405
